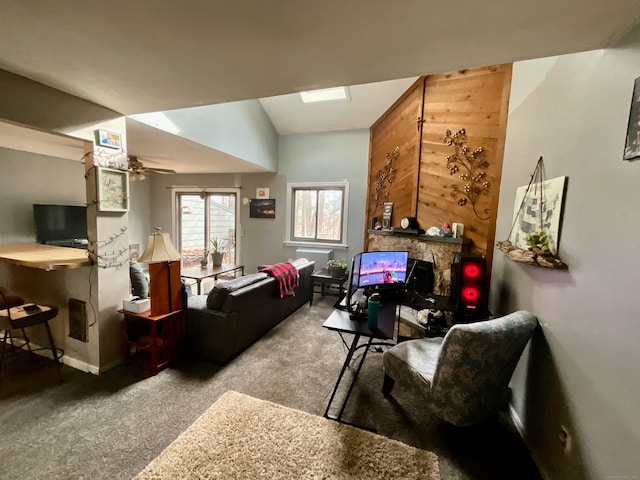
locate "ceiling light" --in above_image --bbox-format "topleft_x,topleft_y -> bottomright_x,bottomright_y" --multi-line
300,87 -> 351,104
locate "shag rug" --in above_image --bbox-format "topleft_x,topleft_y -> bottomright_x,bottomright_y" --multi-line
134,390 -> 440,479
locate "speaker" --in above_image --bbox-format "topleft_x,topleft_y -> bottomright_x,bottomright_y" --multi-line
450,253 -> 487,311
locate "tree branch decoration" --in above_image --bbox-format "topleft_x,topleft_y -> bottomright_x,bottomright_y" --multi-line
371,146 -> 399,211
444,128 -> 490,220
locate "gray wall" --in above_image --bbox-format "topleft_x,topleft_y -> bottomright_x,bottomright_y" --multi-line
492,27 -> 640,480
0,148 -> 93,368
157,99 -> 279,171
146,129 -> 369,273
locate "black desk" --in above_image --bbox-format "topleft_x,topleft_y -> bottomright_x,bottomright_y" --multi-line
322,302 -> 396,428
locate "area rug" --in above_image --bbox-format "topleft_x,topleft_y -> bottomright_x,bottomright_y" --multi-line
134,390 -> 440,480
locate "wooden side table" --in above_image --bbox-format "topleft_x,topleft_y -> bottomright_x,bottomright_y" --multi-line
119,309 -> 183,375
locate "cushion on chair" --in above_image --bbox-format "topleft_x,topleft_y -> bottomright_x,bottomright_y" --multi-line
383,337 -> 443,390
206,272 -> 269,310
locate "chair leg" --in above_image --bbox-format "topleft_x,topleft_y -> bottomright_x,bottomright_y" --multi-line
43,320 -> 63,383
0,330 -> 8,374
382,373 -> 395,395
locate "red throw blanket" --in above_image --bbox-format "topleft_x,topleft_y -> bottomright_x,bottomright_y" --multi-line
259,262 -> 299,298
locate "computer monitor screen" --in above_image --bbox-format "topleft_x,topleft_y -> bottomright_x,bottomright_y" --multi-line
359,251 -> 409,288
344,253 -> 362,312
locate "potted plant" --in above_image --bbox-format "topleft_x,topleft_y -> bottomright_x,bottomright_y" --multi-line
210,238 -> 225,266
327,258 -> 348,278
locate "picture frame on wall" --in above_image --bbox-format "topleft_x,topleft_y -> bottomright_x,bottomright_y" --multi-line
250,199 -> 275,218
95,129 -> 123,150
96,167 -> 129,212
624,76 -> 640,161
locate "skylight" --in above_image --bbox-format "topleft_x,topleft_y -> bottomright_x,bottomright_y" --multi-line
300,86 -> 351,104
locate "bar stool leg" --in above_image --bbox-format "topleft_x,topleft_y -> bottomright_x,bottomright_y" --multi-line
43,320 -> 63,382
0,330 -> 8,375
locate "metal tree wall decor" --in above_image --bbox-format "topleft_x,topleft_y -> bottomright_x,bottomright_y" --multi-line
372,146 -> 399,212
444,128 -> 490,220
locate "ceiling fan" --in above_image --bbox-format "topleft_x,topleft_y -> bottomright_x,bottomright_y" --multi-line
128,156 -> 176,180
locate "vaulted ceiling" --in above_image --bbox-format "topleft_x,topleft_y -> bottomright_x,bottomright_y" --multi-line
1,1 -> 639,172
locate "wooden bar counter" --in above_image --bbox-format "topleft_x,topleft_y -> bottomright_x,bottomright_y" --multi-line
0,243 -> 92,271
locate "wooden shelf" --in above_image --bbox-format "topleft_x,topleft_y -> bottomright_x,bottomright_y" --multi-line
0,243 -> 92,271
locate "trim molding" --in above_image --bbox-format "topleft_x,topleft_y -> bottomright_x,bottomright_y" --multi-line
509,404 -> 550,480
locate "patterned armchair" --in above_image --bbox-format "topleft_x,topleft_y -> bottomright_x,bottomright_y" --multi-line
382,310 -> 538,426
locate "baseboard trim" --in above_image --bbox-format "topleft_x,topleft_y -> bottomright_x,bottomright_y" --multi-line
508,404 -> 550,480
0,334 -> 100,375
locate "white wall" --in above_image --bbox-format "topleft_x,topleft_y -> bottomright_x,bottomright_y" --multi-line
492,27 -> 640,479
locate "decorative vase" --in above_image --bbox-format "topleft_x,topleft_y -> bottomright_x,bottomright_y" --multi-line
211,252 -> 223,266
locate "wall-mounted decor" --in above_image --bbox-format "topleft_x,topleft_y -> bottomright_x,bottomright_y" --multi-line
250,199 -> 275,218
623,76 -> 640,161
256,187 -> 269,199
497,157 -> 568,269
444,128 -> 490,220
96,167 -> 129,212
95,129 -> 123,150
371,146 -> 399,213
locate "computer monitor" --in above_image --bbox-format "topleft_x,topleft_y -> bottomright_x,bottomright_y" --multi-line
344,253 -> 362,313
359,251 -> 409,295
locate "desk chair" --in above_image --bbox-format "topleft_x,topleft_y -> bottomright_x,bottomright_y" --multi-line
0,290 -> 63,382
382,310 -> 537,426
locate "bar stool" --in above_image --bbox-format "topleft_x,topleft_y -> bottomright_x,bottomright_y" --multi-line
0,290 -> 63,382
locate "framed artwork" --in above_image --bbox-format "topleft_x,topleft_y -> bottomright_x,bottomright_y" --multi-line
624,76 -> 640,161
256,187 -> 269,199
250,199 -> 275,218
95,129 -> 123,150
96,167 -> 129,212
511,176 -> 567,256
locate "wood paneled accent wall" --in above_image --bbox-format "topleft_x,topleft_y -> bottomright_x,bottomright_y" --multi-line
365,64 -> 512,276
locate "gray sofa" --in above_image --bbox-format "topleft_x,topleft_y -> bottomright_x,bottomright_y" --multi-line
186,259 -> 315,365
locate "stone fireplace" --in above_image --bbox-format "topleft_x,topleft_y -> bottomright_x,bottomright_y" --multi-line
367,230 -> 469,296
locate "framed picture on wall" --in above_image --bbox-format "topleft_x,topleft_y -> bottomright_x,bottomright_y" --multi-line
624,76 -> 640,161
250,199 -> 275,218
96,167 -> 129,212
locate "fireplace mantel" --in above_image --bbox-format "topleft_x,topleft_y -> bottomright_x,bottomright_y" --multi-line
366,230 -> 470,295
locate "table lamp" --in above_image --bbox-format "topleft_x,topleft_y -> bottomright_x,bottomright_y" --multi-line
138,227 -> 183,316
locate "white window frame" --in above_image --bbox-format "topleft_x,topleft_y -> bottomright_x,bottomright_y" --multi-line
284,181 -> 349,248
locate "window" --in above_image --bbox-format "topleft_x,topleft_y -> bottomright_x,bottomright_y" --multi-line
286,182 -> 349,247
174,189 -> 239,268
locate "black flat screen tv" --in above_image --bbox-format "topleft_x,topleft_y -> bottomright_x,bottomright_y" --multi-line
33,204 -> 88,246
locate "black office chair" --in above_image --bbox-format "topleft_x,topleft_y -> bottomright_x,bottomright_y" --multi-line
0,289 -> 63,382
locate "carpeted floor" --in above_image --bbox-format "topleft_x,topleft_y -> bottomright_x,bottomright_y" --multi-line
0,295 -> 542,480
135,390 -> 440,479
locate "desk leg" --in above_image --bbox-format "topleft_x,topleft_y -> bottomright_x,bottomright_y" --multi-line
196,280 -> 202,295
324,334 -> 374,427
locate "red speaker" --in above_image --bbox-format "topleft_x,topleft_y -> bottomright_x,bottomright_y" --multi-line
450,253 -> 487,311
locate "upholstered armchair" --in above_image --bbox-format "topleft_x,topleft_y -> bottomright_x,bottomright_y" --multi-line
382,310 -> 538,427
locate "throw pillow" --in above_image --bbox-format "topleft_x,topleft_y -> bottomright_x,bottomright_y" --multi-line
206,272 -> 269,310
129,261 -> 149,298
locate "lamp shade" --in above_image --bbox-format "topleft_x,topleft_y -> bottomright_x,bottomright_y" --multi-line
138,228 -> 182,263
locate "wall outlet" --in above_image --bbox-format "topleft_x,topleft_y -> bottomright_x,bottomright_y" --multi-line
559,425 -> 572,453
